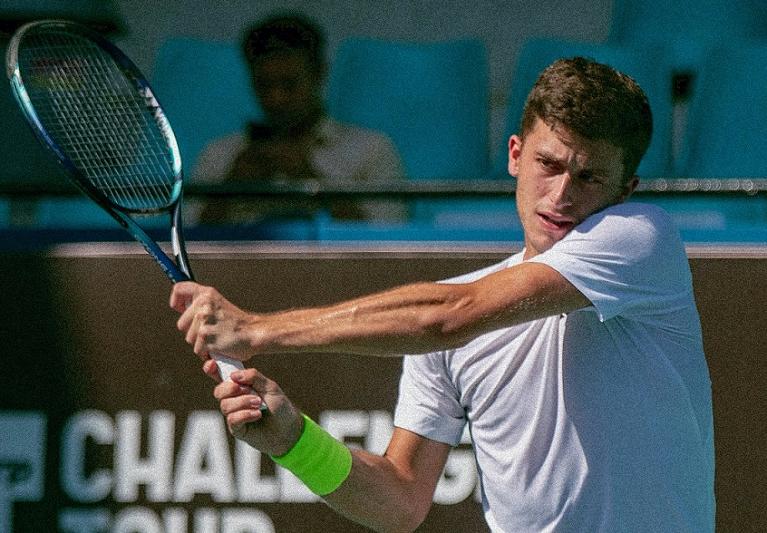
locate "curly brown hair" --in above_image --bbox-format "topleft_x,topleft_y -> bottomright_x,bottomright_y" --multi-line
520,57 -> 653,181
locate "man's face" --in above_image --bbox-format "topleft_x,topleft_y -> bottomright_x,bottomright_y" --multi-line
509,118 -> 638,259
251,50 -> 322,130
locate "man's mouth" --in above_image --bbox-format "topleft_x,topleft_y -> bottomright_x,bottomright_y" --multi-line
539,212 -> 575,231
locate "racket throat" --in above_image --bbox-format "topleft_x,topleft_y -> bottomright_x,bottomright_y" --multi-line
171,203 -> 194,281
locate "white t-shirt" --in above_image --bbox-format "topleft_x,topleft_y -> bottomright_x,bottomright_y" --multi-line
394,202 -> 715,532
190,117 -> 406,223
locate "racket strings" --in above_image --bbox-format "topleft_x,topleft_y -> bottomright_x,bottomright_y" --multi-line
17,30 -> 178,210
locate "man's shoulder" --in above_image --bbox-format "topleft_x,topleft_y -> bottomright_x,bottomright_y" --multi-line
592,201 -> 672,224
545,201 -> 684,266
577,202 -> 677,241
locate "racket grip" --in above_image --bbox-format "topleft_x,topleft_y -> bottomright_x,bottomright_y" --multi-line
210,352 -> 269,414
210,352 -> 244,381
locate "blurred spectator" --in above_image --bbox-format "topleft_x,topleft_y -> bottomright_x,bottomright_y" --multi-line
193,13 -> 406,225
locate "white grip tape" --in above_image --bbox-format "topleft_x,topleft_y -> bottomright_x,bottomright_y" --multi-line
210,352 -> 244,381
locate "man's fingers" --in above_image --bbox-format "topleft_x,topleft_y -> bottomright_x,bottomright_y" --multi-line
214,379 -> 268,431
231,369 -> 271,395
212,368 -> 273,400
176,308 -> 194,334
178,300 -> 214,333
169,281 -> 201,313
220,392 -> 264,418
202,359 -> 222,382
229,409 -> 265,436
213,379 -> 248,401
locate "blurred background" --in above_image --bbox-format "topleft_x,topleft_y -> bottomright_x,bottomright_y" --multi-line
1,3 -> 766,532
2,0 -> 767,245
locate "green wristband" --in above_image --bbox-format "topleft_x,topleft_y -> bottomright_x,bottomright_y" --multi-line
271,414 -> 352,496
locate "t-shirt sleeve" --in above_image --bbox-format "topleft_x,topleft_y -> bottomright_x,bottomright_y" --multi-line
394,352 -> 466,446
393,254 -> 524,445
527,203 -> 693,322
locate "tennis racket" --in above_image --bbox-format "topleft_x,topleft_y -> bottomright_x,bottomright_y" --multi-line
6,20 -> 262,405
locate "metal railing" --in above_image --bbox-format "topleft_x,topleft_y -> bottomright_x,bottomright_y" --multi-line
2,177 -> 766,200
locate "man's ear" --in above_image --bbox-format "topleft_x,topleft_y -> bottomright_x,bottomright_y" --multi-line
618,175 -> 640,203
507,135 -> 523,177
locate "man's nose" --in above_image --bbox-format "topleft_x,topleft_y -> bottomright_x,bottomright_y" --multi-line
549,173 -> 575,205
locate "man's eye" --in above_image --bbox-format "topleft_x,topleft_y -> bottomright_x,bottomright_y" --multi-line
579,172 -> 604,185
538,158 -> 557,170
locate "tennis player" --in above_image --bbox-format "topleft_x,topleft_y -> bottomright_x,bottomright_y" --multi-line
171,57 -> 715,532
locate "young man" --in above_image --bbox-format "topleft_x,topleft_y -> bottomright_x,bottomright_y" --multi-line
171,57 -> 715,532
193,13 -> 405,224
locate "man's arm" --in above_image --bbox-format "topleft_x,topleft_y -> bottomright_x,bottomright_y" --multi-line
171,261 -> 590,360
326,428 -> 451,532
212,365 -> 450,532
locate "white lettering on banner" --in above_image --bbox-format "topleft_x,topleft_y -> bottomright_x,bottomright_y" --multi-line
113,506 -> 163,533
435,449 -> 477,504
114,411 -> 175,502
277,465 -> 317,503
60,410 -> 114,502
367,410 -> 395,455
319,410 -> 479,504
321,410 -> 369,449
163,507 -> 188,532
5,408 -> 481,532
55,409 -> 478,507
59,507 -> 276,533
174,411 -> 235,502
233,433 -> 319,503
58,508 -> 110,533
195,507 -> 219,533
233,440 -> 279,502
222,508 -> 277,533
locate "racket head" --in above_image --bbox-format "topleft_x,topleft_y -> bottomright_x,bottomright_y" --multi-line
6,20 -> 183,214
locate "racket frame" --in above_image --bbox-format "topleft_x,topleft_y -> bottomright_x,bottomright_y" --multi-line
5,20 -> 257,396
6,19 -> 194,283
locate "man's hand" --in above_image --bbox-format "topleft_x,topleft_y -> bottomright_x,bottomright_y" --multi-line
204,362 -> 304,456
170,281 -> 260,361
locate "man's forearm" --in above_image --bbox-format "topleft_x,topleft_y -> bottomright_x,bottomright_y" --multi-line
323,449 -> 431,532
322,430 -> 450,532
249,262 -> 588,357
252,281 -> 478,357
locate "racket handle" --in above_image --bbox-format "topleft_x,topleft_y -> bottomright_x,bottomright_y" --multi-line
210,352 -> 244,381
210,352 -> 269,414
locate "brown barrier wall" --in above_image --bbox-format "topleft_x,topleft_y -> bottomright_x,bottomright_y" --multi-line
0,244 -> 765,532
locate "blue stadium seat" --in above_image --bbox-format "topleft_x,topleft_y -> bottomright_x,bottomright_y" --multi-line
677,43 -> 767,179
150,38 -> 262,176
327,37 -> 489,181
490,38 -> 675,180
35,198 -> 137,228
658,42 -> 767,240
315,217 -> 524,243
326,37 -> 510,236
607,0 -> 767,73
633,194 -> 767,242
